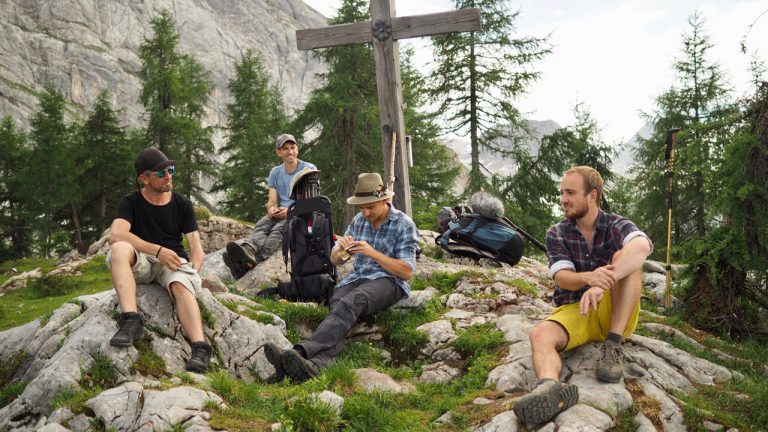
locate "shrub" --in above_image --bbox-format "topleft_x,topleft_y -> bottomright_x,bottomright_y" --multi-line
195,206 -> 212,222
81,353 -> 118,389
27,274 -> 81,298
280,395 -> 345,432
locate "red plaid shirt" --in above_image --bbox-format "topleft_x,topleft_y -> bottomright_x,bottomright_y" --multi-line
545,210 -> 652,307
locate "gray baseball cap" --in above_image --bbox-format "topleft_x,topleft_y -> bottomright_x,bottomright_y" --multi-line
275,133 -> 296,149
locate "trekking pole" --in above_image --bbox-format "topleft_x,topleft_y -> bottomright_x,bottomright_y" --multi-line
664,128 -> 680,309
501,216 -> 546,252
388,130 -> 397,191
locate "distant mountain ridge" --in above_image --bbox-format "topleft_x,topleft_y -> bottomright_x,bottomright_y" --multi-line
443,119 -> 561,179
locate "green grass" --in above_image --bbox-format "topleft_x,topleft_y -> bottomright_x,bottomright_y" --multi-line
410,271 -> 481,294
0,256 -> 112,331
52,386 -> 102,414
451,324 -> 505,358
132,339 -> 167,377
253,298 -> 328,343
0,257 -> 56,285
0,380 -> 27,408
507,278 -> 538,297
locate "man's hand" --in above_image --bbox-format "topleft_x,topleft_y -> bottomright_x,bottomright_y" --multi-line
269,207 -> 288,220
584,265 -> 617,291
337,235 -> 356,250
157,247 -> 182,271
346,240 -> 374,257
579,286 -> 605,315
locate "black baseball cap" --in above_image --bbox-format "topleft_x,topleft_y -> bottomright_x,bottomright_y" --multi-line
134,148 -> 176,176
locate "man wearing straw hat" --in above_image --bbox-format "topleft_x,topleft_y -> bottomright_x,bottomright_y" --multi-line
261,173 -> 419,383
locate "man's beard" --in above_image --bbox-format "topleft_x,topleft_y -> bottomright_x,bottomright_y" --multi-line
565,204 -> 588,220
148,182 -> 172,193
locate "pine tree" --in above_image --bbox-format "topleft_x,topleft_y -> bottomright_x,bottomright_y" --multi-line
77,90 -> 136,245
0,116 -> 32,260
138,9 -> 214,199
631,12 -> 733,259
25,86 -> 78,257
494,104 -> 616,241
683,82 -> 768,337
428,0 -> 550,193
293,0 -> 391,226
294,0 -> 459,227
211,49 -> 288,221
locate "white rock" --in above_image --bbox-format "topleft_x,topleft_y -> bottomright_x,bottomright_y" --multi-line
309,390 -> 344,414
636,379 -> 686,432
133,386 -> 224,432
415,320 -> 457,358
85,382 -> 143,431
353,368 -> 415,394
496,314 -> 534,344
554,403 -> 613,430
417,362 -> 461,385
486,341 -> 537,393
36,423 -> 71,432
472,410 -> 519,432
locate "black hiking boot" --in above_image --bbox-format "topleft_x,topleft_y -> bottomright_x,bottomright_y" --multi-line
513,380 -> 579,426
262,342 -> 286,383
282,348 -> 319,383
109,312 -> 144,347
222,251 -> 246,280
225,242 -> 258,279
185,341 -> 213,373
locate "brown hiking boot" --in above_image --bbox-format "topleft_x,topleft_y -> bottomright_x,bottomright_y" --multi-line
513,380 -> 579,425
596,342 -> 624,383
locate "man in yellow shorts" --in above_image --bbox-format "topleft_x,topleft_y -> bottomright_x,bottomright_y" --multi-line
513,166 -> 652,425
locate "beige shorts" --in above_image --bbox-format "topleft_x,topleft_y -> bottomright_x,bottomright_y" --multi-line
106,247 -> 201,297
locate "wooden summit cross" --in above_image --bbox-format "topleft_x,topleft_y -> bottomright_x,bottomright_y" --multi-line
296,1 -> 482,216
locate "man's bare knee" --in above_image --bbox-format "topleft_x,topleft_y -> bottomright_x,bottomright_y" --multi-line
111,241 -> 136,264
529,321 -> 568,350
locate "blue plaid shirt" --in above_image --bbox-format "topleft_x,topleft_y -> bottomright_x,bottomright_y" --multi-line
546,210 -> 652,307
337,205 -> 419,297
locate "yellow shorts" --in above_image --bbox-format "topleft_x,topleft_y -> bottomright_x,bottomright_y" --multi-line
547,289 -> 640,351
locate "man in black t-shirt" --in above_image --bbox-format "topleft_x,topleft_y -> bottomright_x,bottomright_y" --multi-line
107,148 -> 212,373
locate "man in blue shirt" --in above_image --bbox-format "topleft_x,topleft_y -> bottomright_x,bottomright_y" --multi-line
224,133 -> 317,279
261,173 -> 419,383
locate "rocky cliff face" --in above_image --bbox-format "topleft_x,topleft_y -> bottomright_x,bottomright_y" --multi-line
0,0 -> 327,128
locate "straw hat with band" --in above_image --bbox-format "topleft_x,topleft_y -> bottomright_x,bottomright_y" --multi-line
346,173 -> 395,205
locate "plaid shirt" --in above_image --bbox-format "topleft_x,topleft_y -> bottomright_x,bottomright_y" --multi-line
337,205 -> 419,297
546,210 -> 652,307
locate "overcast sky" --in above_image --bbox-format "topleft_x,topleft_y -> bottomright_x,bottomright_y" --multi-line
302,0 -> 768,145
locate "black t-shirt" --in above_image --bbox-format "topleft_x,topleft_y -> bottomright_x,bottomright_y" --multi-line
116,191 -> 198,259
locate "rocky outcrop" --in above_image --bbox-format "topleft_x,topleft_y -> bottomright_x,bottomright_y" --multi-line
0,283 -> 289,431
0,234 -> 750,431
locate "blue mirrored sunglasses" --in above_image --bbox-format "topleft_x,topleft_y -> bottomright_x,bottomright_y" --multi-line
151,165 -> 175,178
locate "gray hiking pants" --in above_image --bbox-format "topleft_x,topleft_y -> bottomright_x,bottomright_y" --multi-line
296,277 -> 404,368
241,214 -> 286,262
